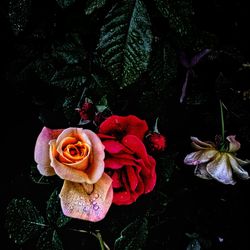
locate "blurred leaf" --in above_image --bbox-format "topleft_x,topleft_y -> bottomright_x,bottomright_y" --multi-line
30,163 -> 59,185
36,229 -> 63,250
97,0 -> 153,88
85,0 -> 107,15
62,95 -> 79,122
52,34 -> 86,65
154,0 -> 193,37
33,59 -> 57,83
9,0 -> 31,35
5,198 -> 46,245
186,239 -> 201,250
114,217 -> 148,250
56,0 -> 76,8
50,66 -> 87,91
47,188 -> 71,228
157,155 -> 177,183
149,41 -> 177,92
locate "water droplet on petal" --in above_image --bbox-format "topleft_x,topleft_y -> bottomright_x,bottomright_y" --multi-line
83,206 -> 89,212
93,204 -> 99,211
94,193 -> 99,199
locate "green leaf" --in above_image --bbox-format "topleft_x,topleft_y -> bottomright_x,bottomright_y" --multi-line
62,95 -> 79,122
30,163 -> 59,185
85,0 -> 107,15
9,0 -> 31,35
97,0 -> 153,88
157,155 -> 177,183
186,239 -> 201,250
149,41 -> 177,92
114,217 -> 148,250
52,34 -> 86,65
5,198 -> 46,245
50,66 -> 87,91
47,188 -> 71,228
154,0 -> 193,37
36,229 -> 63,250
56,0 -> 76,8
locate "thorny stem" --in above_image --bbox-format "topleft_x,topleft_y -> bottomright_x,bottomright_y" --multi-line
219,100 -> 225,142
68,228 -> 110,250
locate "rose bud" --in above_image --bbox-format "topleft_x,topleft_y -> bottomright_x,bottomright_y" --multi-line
77,100 -> 96,121
146,132 -> 167,152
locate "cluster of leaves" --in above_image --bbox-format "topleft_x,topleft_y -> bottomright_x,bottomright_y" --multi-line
2,0 -> 250,249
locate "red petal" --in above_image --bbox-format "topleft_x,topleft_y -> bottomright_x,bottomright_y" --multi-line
98,115 -> 148,140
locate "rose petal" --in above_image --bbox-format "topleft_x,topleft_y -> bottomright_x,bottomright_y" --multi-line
190,137 -> 215,149
102,140 -> 133,154
121,135 -> 156,192
234,157 -> 250,166
228,154 -> 249,180
84,129 -> 105,183
121,135 -> 151,166
50,129 -> 105,184
194,163 -> 213,180
99,115 -> 148,140
184,150 -> 218,165
59,173 -> 113,222
105,157 -> 135,170
226,135 -> 241,152
126,166 -> 138,192
34,127 -> 63,176
111,170 -> 122,188
206,153 -> 236,185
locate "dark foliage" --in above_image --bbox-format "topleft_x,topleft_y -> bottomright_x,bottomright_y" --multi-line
1,0 -> 250,249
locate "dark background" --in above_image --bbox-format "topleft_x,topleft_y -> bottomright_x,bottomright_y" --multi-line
1,0 -> 250,249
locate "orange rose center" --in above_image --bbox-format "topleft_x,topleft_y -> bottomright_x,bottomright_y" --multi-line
63,141 -> 90,161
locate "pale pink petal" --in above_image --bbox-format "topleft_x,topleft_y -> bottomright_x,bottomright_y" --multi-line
34,127 -> 63,176
59,173 -> 113,222
56,127 -> 91,146
190,137 -> 215,150
206,153 -> 236,185
184,150 -> 218,165
234,157 -> 250,166
226,135 -> 241,152
194,163 -> 213,180
228,154 -> 249,180
83,129 -> 105,183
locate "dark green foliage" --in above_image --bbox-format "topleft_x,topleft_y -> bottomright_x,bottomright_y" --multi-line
36,229 -> 63,250
114,217 -> 148,250
56,0 -> 77,9
5,198 -> 46,245
30,163 -> 59,185
3,0 -> 250,249
50,65 -> 87,91
97,0 -> 153,88
8,0 -> 31,35
85,0 -> 107,15
52,33 -> 87,65
149,41 -> 177,85
154,0 -> 193,37
46,188 -> 71,228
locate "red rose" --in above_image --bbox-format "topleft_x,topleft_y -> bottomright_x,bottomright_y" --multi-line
98,115 -> 156,205
146,132 -> 167,152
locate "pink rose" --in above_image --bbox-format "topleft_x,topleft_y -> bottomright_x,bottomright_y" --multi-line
34,127 -> 113,222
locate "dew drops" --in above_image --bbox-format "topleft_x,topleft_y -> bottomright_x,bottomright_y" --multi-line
92,201 -> 97,205
93,204 -> 99,211
94,193 -> 99,199
83,206 -> 89,212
